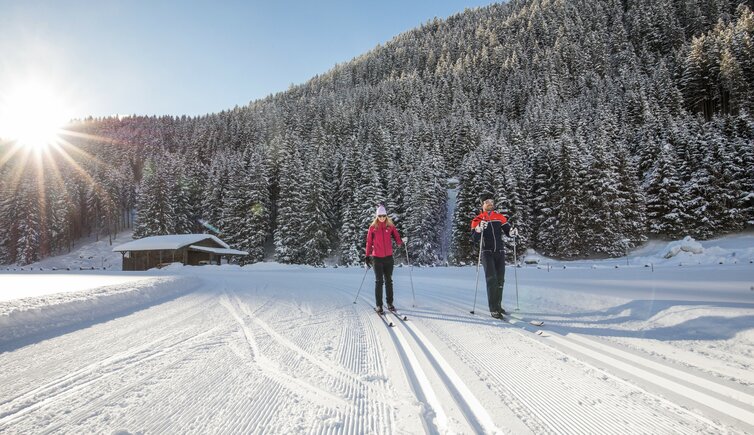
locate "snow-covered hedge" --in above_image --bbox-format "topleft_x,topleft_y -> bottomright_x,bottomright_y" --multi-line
0,276 -> 200,346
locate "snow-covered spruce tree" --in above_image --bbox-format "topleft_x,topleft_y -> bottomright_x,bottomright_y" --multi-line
85,167 -> 118,243
529,144 -> 555,256
319,147 -> 340,253
179,151 -> 208,234
683,126 -> 719,238
445,102 -> 480,173
221,147 -> 271,264
168,158 -> 195,235
700,119 -> 745,233
386,153 -> 407,229
449,145 -> 494,265
358,150 -> 388,247
402,148 -> 447,266
337,146 -> 363,266
614,150 -> 647,248
487,135 -> 530,257
502,128 -> 534,255
338,146 -> 386,266
244,148 -> 273,262
0,175 -> 20,264
133,158 -> 173,238
299,144 -> 332,266
538,135 -> 585,258
731,112 -> 754,225
47,181 -> 73,255
644,141 -> 690,238
15,177 -> 42,265
274,138 -> 307,264
579,138 -> 624,256
201,152 -> 233,235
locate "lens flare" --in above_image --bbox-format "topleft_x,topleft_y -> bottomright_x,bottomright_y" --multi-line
0,79 -> 72,150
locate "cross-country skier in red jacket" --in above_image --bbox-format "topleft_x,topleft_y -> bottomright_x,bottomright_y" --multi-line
471,198 -> 519,318
365,205 -> 403,314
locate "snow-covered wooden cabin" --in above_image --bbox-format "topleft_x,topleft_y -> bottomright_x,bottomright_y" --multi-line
113,234 -> 248,271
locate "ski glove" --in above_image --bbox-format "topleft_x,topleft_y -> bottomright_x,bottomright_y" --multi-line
475,221 -> 488,233
510,227 -> 519,237
365,256 -> 372,267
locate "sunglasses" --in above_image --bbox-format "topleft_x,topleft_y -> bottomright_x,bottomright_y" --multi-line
378,215 -> 387,218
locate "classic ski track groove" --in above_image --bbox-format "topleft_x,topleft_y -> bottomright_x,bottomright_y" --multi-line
394,312 -> 501,434
0,292 -> 220,429
0,290 -> 217,403
427,292 -> 730,433
231,291 -> 394,402
37,329 -> 223,435
224,290 -> 397,433
219,292 -> 352,410
0,328 -> 219,430
481,295 -> 754,429
359,296 -> 448,434
364,296 -> 512,433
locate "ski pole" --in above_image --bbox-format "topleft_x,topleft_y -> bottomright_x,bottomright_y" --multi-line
470,227 -> 484,314
352,262 -> 371,304
513,234 -> 520,311
404,238 -> 416,307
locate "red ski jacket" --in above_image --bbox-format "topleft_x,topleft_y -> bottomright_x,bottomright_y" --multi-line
471,210 -> 511,252
471,210 -> 508,229
365,222 -> 403,258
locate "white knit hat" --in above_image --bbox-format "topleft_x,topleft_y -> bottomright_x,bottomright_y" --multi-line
376,205 -> 387,216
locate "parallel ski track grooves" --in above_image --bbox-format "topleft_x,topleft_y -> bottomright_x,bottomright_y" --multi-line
233,291 -> 393,400
440,289 -> 754,429
0,293 -> 219,430
426,293 -> 726,434
221,293 -> 352,408
334,303 -> 394,435
359,296 -> 447,434
395,311 -> 500,434
0,290 -> 217,405
229,290 -> 395,434
37,329 -> 222,435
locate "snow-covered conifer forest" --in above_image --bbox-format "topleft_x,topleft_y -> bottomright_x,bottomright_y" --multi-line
1,0 -> 753,266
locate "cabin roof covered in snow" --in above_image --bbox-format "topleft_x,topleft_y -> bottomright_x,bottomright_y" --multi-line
112,234 -> 229,252
188,245 -> 248,256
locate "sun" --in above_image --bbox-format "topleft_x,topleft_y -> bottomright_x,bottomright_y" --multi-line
0,79 -> 72,150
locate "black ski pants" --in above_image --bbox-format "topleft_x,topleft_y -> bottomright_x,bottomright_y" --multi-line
481,250 -> 506,312
373,255 -> 394,307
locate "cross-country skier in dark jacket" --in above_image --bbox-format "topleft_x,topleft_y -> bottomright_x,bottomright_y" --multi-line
470,198 -> 519,318
365,205 -> 403,314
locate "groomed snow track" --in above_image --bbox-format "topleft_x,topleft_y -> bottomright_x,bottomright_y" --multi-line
0,266 -> 750,434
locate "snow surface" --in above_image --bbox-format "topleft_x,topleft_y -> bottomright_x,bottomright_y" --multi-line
0,234 -> 752,433
0,274 -> 154,302
10,230 -> 135,271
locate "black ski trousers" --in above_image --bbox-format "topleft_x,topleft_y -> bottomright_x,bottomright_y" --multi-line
373,255 -> 394,307
481,250 -> 506,312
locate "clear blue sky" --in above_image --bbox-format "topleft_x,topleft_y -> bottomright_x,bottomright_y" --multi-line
0,0 -> 497,118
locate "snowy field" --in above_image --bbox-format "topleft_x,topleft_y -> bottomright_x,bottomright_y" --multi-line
0,235 -> 753,434
0,274 -> 154,302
